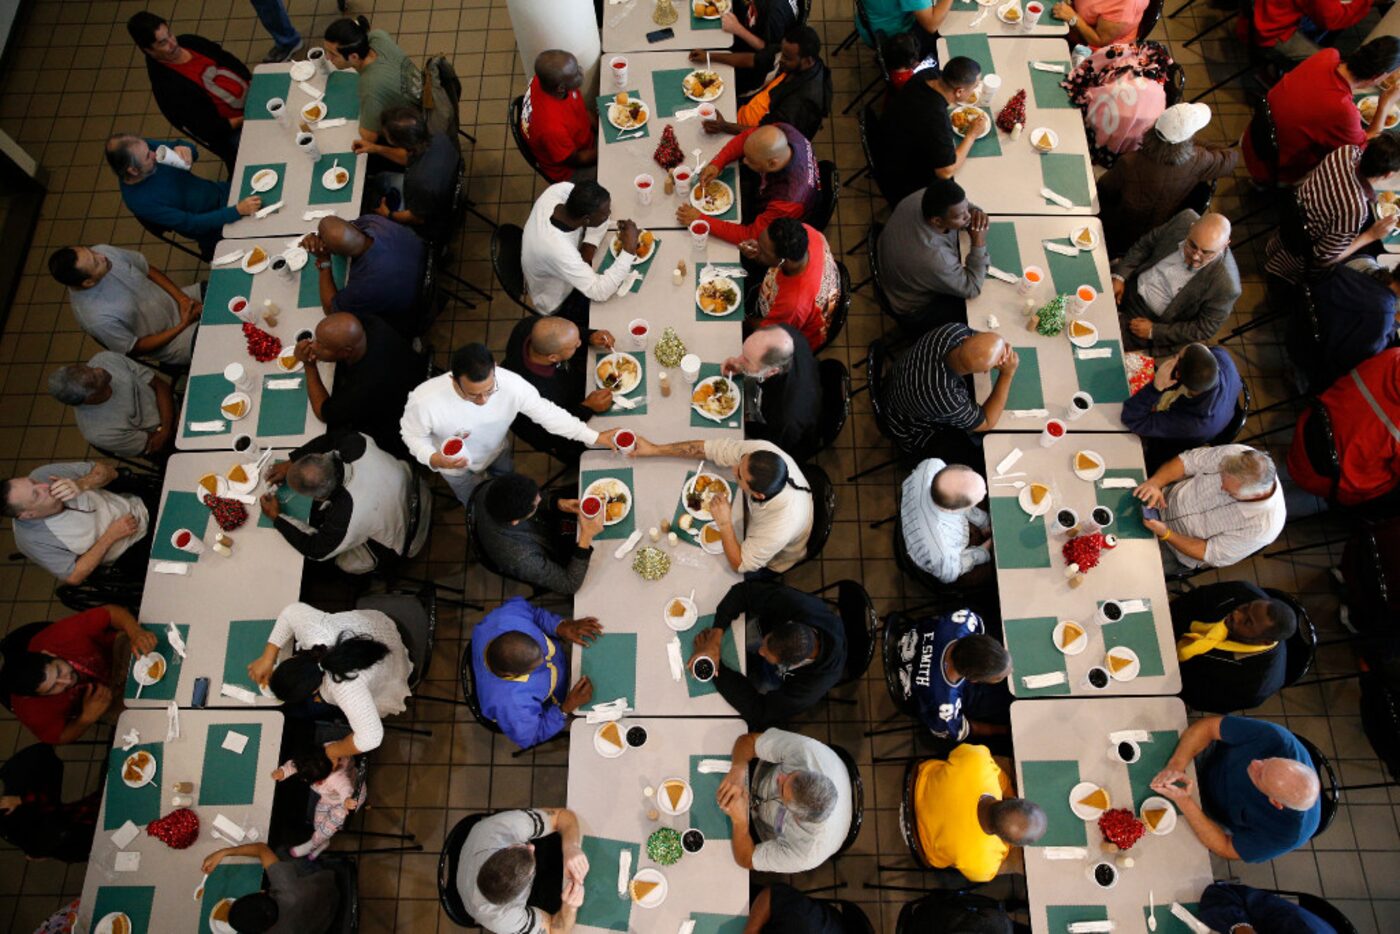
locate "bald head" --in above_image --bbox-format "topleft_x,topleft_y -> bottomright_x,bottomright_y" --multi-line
742,125 -> 792,174
317,216 -> 369,257
931,463 -> 987,512
989,799 -> 1047,846
1183,212 -> 1231,269
950,331 -> 1007,375
531,317 -> 581,358
313,312 -> 366,362
1252,757 -> 1321,811
534,49 -> 582,95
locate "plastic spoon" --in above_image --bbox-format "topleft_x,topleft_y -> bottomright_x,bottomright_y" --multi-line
1149,891 -> 1157,931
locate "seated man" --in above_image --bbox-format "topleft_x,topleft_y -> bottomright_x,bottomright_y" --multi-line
857,0 -> 952,58
198,842 -> 338,934
1150,715 -> 1321,862
716,729 -> 852,872
633,437 -> 813,576
900,458 -> 993,587
913,744 -> 1046,882
745,884 -> 846,934
896,609 -> 1012,744
1246,0 -> 1374,65
882,324 -> 1018,460
880,180 -> 989,326
502,316 -> 615,463
1135,444 -> 1286,575
50,243 -> 202,367
127,11 -> 249,170
521,180 -> 640,326
0,604 -> 154,744
876,57 -> 987,206
294,312 -> 424,459
1170,582 -> 1298,713
456,808 -> 588,934
1199,882 -> 1336,934
48,352 -> 176,458
105,133 -> 259,259
1111,210 -> 1239,359
694,25 -> 833,140
4,462 -> 151,585
260,430 -> 423,575
1289,347 -> 1400,507
1288,258 -> 1399,392
1122,343 -> 1243,472
521,49 -> 598,183
301,214 -> 428,336
690,579 -> 847,729
744,217 -> 841,351
471,597 -> 602,748
677,123 -> 820,246
722,324 -> 819,457
365,104 -> 461,243
473,473 -> 604,595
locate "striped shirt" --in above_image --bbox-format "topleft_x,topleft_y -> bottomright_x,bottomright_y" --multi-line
1162,444 -> 1287,569
1265,145 -> 1372,283
882,323 -> 982,452
900,457 -> 991,583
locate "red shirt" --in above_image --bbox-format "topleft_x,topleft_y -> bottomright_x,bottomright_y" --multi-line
706,126 -> 818,244
163,49 -> 248,120
757,225 -> 835,350
524,76 -> 597,183
1243,49 -> 1366,185
1289,349 -> 1400,506
1246,0 -> 1372,47
10,608 -> 115,744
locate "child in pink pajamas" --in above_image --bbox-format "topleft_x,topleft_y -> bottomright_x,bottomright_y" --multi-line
271,741 -> 365,859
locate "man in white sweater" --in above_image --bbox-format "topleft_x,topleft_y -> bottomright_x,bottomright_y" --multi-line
401,343 -> 619,505
520,179 -> 642,326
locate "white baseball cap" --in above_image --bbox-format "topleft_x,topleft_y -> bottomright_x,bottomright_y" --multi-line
1154,103 -> 1212,144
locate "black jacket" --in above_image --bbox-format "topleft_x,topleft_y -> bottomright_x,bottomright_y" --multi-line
0,744 -> 99,862
1170,581 -> 1288,714
746,323 -> 820,457
748,53 -> 833,141
145,34 -> 250,164
502,316 -> 596,461
711,580 -> 846,729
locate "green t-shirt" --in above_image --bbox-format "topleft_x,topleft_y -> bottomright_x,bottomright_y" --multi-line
359,30 -> 420,133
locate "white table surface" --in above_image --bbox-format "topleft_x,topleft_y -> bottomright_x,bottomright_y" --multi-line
566,716 -> 749,933
935,37 -> 1097,216
603,0 -> 739,53
177,237 -> 332,451
1011,697 -> 1213,934
78,709 -> 283,934
1367,2 -> 1400,44
940,2 -> 1070,37
223,62 -> 367,239
571,451 -> 746,716
968,215 -> 1128,433
596,52 -> 742,231
982,433 -> 1181,697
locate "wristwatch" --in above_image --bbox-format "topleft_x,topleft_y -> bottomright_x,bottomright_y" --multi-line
317,260 -> 332,270
1067,14 -> 1079,26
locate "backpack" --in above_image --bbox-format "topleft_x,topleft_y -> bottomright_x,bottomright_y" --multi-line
420,55 -> 462,138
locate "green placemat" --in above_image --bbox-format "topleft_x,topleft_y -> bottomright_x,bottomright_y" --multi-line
151,490 -> 213,563
678,615 -> 741,697
1125,729 -> 1180,811
989,496 -> 1051,569
593,350 -> 648,416
992,346 -> 1044,411
653,67 -> 699,118
695,264 -> 744,320
199,722 -> 263,806
670,471 -> 734,550
296,252 -> 347,308
579,467 -> 638,541
183,373 -> 235,438
690,913 -> 747,934
691,5 -> 724,29
1029,61 -> 1074,109
124,623 -> 189,701
1019,759 -> 1086,845
222,619 -> 277,691
1041,152 -> 1093,207
203,268 -> 255,326
579,632 -> 637,709
1073,342 -> 1130,403
90,885 -> 156,934
256,478 -> 314,528
942,33 -> 994,73
238,162 -> 287,204
951,0 -> 980,8
598,235 -> 662,294
1046,905 -> 1109,932
308,151 -> 357,205
964,109 -> 1003,159
322,69 -> 360,120
104,743 -> 162,829
690,363 -> 742,428
1100,600 -> 1166,678
577,835 -> 640,931
1043,239 -> 1103,293
1095,468 -> 1150,539
1142,901 -> 1200,934
199,863 -> 267,934
1003,616 -> 1070,697
257,373 -> 309,437
597,90 -> 653,143
244,71 -> 292,121
985,221 -> 1022,274
689,752 -> 735,840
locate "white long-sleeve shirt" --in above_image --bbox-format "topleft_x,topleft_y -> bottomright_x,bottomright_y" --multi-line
703,438 -> 814,574
400,368 -> 600,472
521,181 -> 636,313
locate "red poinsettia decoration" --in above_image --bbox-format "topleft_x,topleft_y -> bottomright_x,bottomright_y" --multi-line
203,494 -> 249,531
995,89 -> 1027,134
242,322 -> 282,362
147,808 -> 200,849
1063,531 -> 1109,572
653,124 -> 684,170
1098,807 -> 1145,850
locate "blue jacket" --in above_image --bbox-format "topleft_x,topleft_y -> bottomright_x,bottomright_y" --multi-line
1199,884 -> 1335,934
1122,346 -> 1241,445
1299,264 -> 1398,391
471,597 -> 569,749
120,138 -> 238,240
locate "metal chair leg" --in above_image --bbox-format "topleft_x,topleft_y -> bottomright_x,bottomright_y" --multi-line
833,28 -> 859,57
1261,535 -> 1353,559
864,882 -> 936,893
1168,0 -> 1198,16
849,275 -> 873,293
352,843 -> 425,855
1190,64 -> 1253,102
355,829 -> 417,841
440,285 -> 478,310
869,513 -> 897,530
845,233 -> 870,256
412,693 -> 474,707
864,723 -> 916,737
1182,12 -> 1237,46
384,723 -> 432,737
847,456 -> 899,482
827,696 -> 858,706
845,166 -> 869,186
842,75 -> 884,115
441,269 -> 493,301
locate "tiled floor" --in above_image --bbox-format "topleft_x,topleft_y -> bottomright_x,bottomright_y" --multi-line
1,0 -> 1397,931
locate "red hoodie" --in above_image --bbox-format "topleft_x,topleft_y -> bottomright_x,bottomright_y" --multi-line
1289,348 -> 1400,506
1243,0 -> 1373,47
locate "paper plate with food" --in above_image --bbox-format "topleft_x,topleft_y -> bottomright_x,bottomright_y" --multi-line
683,471 -> 733,521
1070,225 -> 1099,250
300,100 -> 327,123
1052,619 -> 1088,656
691,375 -> 740,421
1140,795 -> 1178,835
241,245 -> 270,274
663,595 -> 698,631
595,352 -> 642,395
1072,449 -> 1105,482
1105,646 -> 1140,681
690,178 -> 735,216
692,0 -> 731,18
210,897 -> 238,934
1030,127 -> 1059,153
276,346 -> 304,373
997,2 -> 1023,23
1359,95 -> 1400,130
220,392 -> 252,421
629,868 -> 669,908
122,749 -> 157,788
321,164 -> 351,190
95,913 -> 133,934
593,720 -> 627,758
198,472 -> 230,501
683,70 -> 725,102
227,461 -> 260,495
696,275 -> 740,316
608,92 -> 650,130
612,229 -> 656,261
699,521 -> 725,554
1018,481 -> 1052,517
133,652 -> 167,687
950,105 -> 991,139
250,168 -> 279,193
582,476 -> 632,526
656,777 -> 694,815
1069,781 -> 1110,820
1067,318 -> 1099,348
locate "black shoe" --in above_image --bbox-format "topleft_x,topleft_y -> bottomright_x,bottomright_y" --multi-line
262,37 -> 304,64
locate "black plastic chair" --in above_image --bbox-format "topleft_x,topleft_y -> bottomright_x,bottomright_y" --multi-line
322,855 -> 360,933
893,512 -> 987,599
808,160 -> 840,233
1138,0 -> 1165,38
357,586 -> 437,691
460,638 -> 505,740
490,223 -> 535,314
1293,733 -> 1340,839
829,899 -> 877,934
509,94 -> 552,183
880,758 -> 977,887
1164,61 -> 1186,106
844,102 -> 882,194
846,339 -> 897,481
797,462 -> 837,566
791,358 -> 850,462
891,891 -> 1012,933
831,743 -> 865,858
466,485 -> 549,598
1265,588 -> 1317,689
1209,379 -> 1252,447
136,215 -> 207,262
1179,178 -> 1216,217
816,260 -> 852,354
812,579 -> 879,686
1264,891 -> 1358,934
440,813 -> 487,928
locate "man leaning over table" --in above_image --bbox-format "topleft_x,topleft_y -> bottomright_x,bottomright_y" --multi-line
1150,715 -> 1322,862
401,343 -> 619,507
716,729 -> 852,872
630,437 -> 813,577
456,807 -> 589,934
521,180 -> 640,329
690,24 -> 834,141
723,324 -> 820,458
301,214 -> 428,337
201,842 -> 338,934
676,123 -> 820,247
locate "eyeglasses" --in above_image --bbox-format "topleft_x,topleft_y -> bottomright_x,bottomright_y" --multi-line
1184,237 -> 1221,260
460,379 -> 499,403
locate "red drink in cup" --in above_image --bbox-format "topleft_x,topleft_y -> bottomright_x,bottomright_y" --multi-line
690,219 -> 710,252
175,531 -> 191,547
1024,1 -> 1045,27
171,528 -> 204,554
631,324 -> 647,336
629,318 -> 650,349
1041,418 -> 1067,447
442,438 -> 464,457
232,300 -> 246,312
615,430 -> 637,455
580,495 -> 604,519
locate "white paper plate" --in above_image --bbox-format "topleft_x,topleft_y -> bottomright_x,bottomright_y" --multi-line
582,477 -> 633,527
630,868 -> 669,908
683,70 -> 725,102
1052,620 -> 1088,656
133,651 -> 167,686
1069,781 -> 1109,820
997,4 -> 1024,24
1067,320 -> 1099,348
121,750 -> 157,788
682,472 -> 732,521
94,913 -> 131,934
663,596 -> 698,632
289,60 -> 316,82
321,165 -> 350,190
276,349 -> 304,373
690,179 -> 735,216
696,276 -> 741,316
250,168 -> 279,193
690,375 -> 740,421
1072,450 -> 1106,482
1029,127 -> 1059,153
1018,483 -> 1053,517
300,101 -> 328,123
1070,225 -> 1100,251
209,898 -> 237,934
656,777 -> 694,816
1140,795 -> 1178,835
283,246 -> 309,271
608,99 -> 650,131
691,0 -> 731,19
593,723 -> 627,758
1105,646 -> 1140,681
950,105 -> 991,139
220,392 -> 252,422
241,249 -> 271,274
595,352 -> 643,395
699,521 -> 726,555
